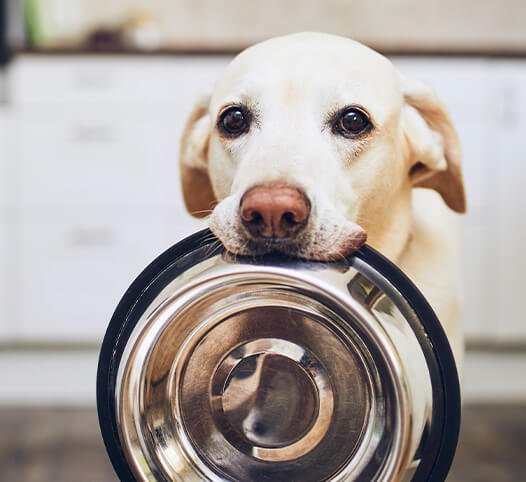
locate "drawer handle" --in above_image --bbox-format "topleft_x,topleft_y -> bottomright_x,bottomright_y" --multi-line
70,228 -> 113,247
72,72 -> 114,90
70,124 -> 116,143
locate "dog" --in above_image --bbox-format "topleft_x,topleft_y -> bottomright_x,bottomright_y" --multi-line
178,32 -> 466,368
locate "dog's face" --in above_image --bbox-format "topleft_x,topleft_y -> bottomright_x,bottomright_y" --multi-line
180,33 -> 465,261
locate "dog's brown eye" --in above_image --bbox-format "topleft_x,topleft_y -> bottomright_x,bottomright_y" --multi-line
219,107 -> 250,136
336,108 -> 371,138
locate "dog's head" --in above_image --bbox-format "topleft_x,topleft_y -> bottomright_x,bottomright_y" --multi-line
179,32 -> 465,261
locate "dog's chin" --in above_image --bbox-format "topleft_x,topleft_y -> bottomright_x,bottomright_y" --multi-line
235,236 -> 366,261
209,218 -> 367,262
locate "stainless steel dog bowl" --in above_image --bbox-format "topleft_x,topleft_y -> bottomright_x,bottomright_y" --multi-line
97,229 -> 460,482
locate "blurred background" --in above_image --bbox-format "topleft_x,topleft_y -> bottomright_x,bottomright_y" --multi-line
0,0 -> 525,480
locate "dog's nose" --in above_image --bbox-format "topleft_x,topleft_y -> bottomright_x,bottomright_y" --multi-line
240,184 -> 310,240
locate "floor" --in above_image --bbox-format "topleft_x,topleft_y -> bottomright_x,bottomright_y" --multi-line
0,405 -> 525,481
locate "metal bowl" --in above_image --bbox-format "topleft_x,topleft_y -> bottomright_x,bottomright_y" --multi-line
97,229 -> 460,481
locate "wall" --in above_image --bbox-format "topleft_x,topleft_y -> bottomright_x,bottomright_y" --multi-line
26,0 -> 526,53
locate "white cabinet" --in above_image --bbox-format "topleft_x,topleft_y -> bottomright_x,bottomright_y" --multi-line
7,55 -> 232,105
0,109 -> 8,339
5,56 -> 225,342
3,55 -> 526,344
443,60 -> 526,342
488,61 -> 526,340
18,208 -> 182,341
16,110 -> 184,209
0,211 -> 6,340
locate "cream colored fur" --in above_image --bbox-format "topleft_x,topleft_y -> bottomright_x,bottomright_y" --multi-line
179,32 -> 466,367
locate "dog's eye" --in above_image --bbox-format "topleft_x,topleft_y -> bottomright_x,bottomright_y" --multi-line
335,108 -> 372,138
219,107 -> 250,136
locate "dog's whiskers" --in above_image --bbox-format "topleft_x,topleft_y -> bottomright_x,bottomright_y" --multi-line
190,209 -> 214,217
203,238 -> 223,257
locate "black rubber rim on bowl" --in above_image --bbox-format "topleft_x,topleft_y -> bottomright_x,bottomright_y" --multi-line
96,229 -> 460,482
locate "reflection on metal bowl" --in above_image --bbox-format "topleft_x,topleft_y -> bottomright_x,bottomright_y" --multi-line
97,229 -> 460,481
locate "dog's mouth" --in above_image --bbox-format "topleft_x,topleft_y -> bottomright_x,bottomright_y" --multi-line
248,231 -> 366,261
239,235 -> 311,258
210,216 -> 367,262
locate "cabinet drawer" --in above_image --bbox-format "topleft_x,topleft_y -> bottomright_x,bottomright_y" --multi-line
8,55 -> 231,105
17,113 -> 187,209
0,110 -> 10,208
456,121 -> 492,213
0,112 -> 11,339
0,212 -> 9,339
392,57 -> 489,121
461,222 -> 495,340
17,208 -> 201,341
490,64 -> 526,340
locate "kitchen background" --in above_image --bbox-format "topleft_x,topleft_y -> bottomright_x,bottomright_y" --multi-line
0,0 -> 525,480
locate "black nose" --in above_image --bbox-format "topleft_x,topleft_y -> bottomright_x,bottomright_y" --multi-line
240,184 -> 310,240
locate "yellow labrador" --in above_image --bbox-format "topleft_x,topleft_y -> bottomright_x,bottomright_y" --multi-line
179,32 -> 466,367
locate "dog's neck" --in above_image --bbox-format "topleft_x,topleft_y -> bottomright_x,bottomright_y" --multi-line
360,190 -> 414,264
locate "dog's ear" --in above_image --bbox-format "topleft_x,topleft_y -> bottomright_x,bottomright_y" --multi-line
179,92 -> 217,218
400,73 -> 466,213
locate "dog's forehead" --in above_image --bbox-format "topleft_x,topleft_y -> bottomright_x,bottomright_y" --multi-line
211,33 -> 401,120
